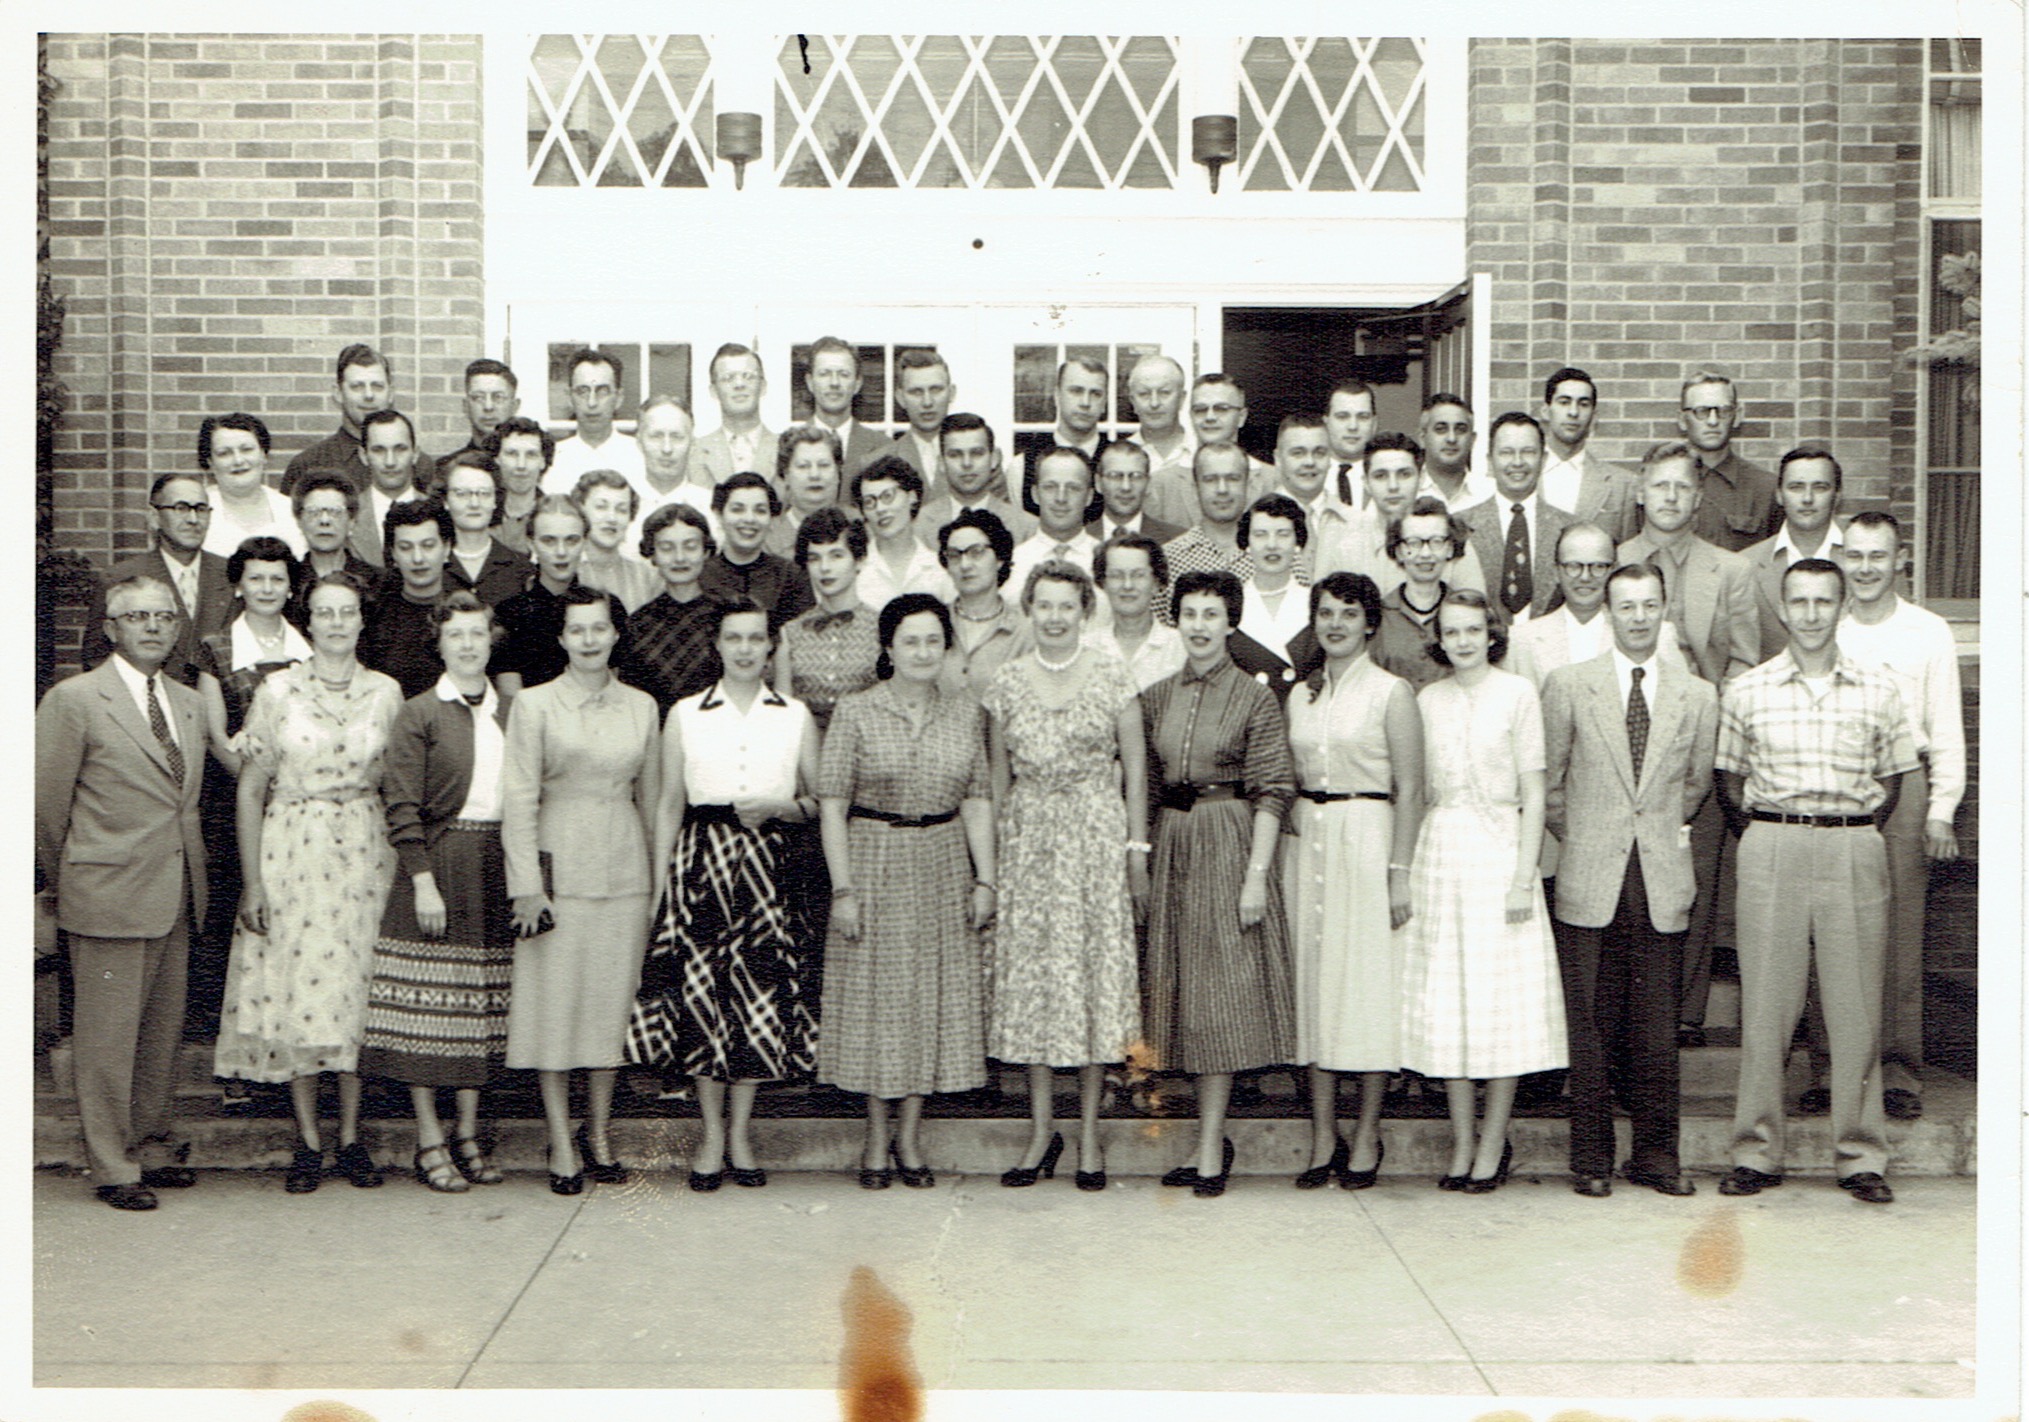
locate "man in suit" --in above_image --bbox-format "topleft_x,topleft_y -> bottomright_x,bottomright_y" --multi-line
349,408 -> 428,568
1738,445 -> 1846,657
1264,413 -> 1351,579
805,336 -> 890,483
1323,378 -> 1378,508
81,473 -> 232,687
1457,412 -> 1573,624
915,413 -> 1036,546
1538,366 -> 1639,543
1016,356 -> 1109,517
1543,563 -> 1717,1198
890,349 -> 957,497
1676,369 -> 1780,551
1418,392 -> 1494,510
1510,523 -> 1617,689
281,342 -> 427,497
1126,354 -> 1193,505
693,342 -> 777,489
445,357 -> 520,466
38,575 -> 210,1209
1089,438 -> 1185,547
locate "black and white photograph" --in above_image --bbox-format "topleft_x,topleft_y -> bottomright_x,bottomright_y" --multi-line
17,4 -> 2023,1419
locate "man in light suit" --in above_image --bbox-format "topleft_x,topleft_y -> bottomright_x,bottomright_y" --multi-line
889,349 -> 957,497
1456,411 -> 1573,624
1543,562 -> 1717,1198
805,335 -> 890,482
38,575 -> 210,1210
915,413 -> 1037,547
1738,445 -> 1846,658
1538,366 -> 1640,543
81,473 -> 233,687
694,343 -> 778,487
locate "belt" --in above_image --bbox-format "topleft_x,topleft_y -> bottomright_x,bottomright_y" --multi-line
849,805 -> 958,828
1159,782 -> 1242,812
444,817 -> 501,833
1297,789 -> 1391,804
270,785 -> 378,806
685,803 -> 744,827
1748,810 -> 1876,828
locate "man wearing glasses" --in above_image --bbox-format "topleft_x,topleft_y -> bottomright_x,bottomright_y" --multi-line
81,474 -> 230,687
694,343 -> 777,489
1674,370 -> 1780,551
1088,438 -> 1185,548
544,347 -> 644,495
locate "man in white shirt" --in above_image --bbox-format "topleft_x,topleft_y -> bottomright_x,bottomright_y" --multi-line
890,349 -> 957,497
1008,445 -> 1103,602
693,343 -> 777,486
1538,366 -> 1640,542
1324,379 -> 1379,507
1509,523 -> 1618,689
805,335 -> 890,482
1418,392 -> 1496,511
1266,412 -> 1353,579
544,347 -> 645,494
1738,445 -> 1847,657
628,395 -> 717,549
916,413 -> 1036,546
1456,412 -> 1573,624
1126,352 -> 1193,498
853,454 -> 954,608
351,408 -> 426,567
1088,438 -> 1186,546
1017,357 -> 1109,516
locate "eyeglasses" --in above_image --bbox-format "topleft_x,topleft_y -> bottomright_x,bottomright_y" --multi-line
309,604 -> 363,621
1104,569 -> 1154,586
1681,405 -> 1736,422
1558,560 -> 1614,577
860,487 -> 909,511
946,542 -> 995,562
445,488 -> 495,500
1398,537 -> 1455,554
299,505 -> 349,521
570,384 -> 615,400
113,609 -> 181,628
153,501 -> 211,517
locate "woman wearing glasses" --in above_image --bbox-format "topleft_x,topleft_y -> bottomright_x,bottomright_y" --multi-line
1372,496 -> 1472,692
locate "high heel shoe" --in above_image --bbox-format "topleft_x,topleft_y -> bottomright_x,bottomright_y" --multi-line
890,1142 -> 934,1189
413,1142 -> 470,1194
451,1134 -> 504,1186
1192,1137 -> 1237,1198
1295,1137 -> 1349,1189
575,1126 -> 629,1185
1161,1136 -> 1235,1188
1461,1139 -> 1513,1194
547,1146 -> 584,1196
1000,1132 -> 1064,1188
726,1164 -> 767,1188
1339,1136 -> 1385,1191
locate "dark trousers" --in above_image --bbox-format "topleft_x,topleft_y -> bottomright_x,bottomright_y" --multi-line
1555,850 -> 1685,1178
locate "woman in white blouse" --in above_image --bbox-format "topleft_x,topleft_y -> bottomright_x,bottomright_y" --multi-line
199,413 -> 307,560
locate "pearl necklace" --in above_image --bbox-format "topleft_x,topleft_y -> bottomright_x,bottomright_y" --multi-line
954,597 -> 1003,624
1035,645 -> 1082,673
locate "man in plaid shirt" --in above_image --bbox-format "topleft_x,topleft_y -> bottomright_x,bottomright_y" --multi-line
1714,557 -> 1917,1204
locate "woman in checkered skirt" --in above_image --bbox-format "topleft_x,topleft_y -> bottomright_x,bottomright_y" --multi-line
1399,589 -> 1568,1193
625,600 -> 821,1191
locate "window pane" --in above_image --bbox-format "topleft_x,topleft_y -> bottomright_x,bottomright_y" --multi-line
646,345 -> 692,408
1928,77 -> 1980,199
1928,37 -> 1981,73
1012,346 -> 1056,424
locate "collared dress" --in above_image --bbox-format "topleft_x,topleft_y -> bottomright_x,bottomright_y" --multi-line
627,682 -> 818,1082
1141,655 -> 1298,1074
981,653 -> 1142,1066
213,663 -> 403,1081
1399,668 -> 1568,1078
815,680 -> 989,1099
501,673 -> 660,1070
358,676 -> 515,1088
940,596 -> 1032,702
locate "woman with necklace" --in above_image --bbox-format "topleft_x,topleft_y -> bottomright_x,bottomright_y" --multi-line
1096,533 -> 1185,692
626,599 -> 821,1191
982,561 -> 1145,1191
816,593 -> 996,1190
1236,495 -> 1317,670
936,509 -> 1031,701
1372,496 -> 1469,692
1399,589 -> 1566,1193
198,413 -> 308,560
1142,568 -> 1297,1198
215,571 -> 403,1192
502,585 -> 661,1194
775,507 -> 879,735
1285,572 -> 1426,1191
357,593 -> 516,1192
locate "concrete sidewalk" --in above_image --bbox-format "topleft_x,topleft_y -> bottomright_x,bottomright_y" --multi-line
34,1167 -> 1976,1396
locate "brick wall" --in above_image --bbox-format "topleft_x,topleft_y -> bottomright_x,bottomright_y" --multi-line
1466,38 -> 1923,515
43,33 -> 485,591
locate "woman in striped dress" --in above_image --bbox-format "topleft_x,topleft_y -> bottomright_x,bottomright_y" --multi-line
1142,568 -> 1297,1198
358,593 -> 514,1192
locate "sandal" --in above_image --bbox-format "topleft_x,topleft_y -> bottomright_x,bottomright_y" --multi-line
451,1135 -> 504,1186
414,1142 -> 470,1193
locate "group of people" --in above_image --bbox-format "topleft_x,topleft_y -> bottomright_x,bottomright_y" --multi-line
37,339 -> 1964,1212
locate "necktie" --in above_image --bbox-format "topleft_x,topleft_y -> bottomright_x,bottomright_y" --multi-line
1502,502 -> 1533,617
147,675 -> 186,783
1336,463 -> 1354,506
1626,665 -> 1649,782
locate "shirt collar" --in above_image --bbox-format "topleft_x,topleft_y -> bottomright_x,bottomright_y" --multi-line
549,673 -> 618,710
1776,647 -> 1864,685
108,650 -> 161,701
1180,651 -> 1235,685
1773,525 -> 1843,561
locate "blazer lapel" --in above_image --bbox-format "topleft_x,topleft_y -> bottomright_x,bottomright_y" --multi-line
1637,661 -> 1686,796
95,662 -> 178,785
1584,656 -> 1637,796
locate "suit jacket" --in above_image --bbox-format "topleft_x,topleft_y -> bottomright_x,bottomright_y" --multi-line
1556,448 -> 1640,544
35,657 -> 209,939
1457,495 -> 1573,621
834,421 -> 891,483
1541,652 -> 1717,933
446,535 -> 532,607
1616,529 -> 1761,684
693,425 -> 780,487
1737,523 -> 1847,661
1088,513 -> 1187,548
1510,604 -> 1692,690
81,548 -> 234,687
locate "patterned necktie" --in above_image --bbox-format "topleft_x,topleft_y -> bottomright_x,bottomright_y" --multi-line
1502,501 -> 1533,617
146,674 -> 186,783
1337,463 -> 1355,506
1626,665 -> 1649,782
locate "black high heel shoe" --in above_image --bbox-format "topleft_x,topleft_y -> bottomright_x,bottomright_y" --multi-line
1295,1137 -> 1349,1189
548,1146 -> 584,1196
890,1142 -> 935,1189
726,1164 -> 767,1188
1461,1139 -> 1513,1194
1339,1136 -> 1385,1191
1000,1132 -> 1064,1188
1161,1136 -> 1235,1188
576,1126 -> 629,1185
1193,1137 -> 1237,1198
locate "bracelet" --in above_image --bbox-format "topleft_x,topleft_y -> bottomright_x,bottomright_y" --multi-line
1245,863 -> 1270,877
974,878 -> 995,891
832,885 -> 857,899
1388,863 -> 1411,873
1124,840 -> 1152,854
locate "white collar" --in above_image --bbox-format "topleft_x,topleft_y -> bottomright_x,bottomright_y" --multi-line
433,672 -> 499,715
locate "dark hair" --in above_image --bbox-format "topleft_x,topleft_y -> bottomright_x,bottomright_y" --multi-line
149,471 -> 204,505
1542,366 -> 1596,405
385,495 -> 454,550
197,412 -> 272,470
938,410 -> 996,452
808,335 -> 861,378
1778,444 -> 1844,494
1781,556 -> 1848,601
1239,492 -> 1309,550
711,596 -> 776,648
852,454 -> 924,516
795,505 -> 867,565
1487,410 -> 1544,448
1426,588 -> 1509,667
1170,567 -> 1244,625
567,346 -> 623,385
1604,562 -> 1667,603
896,347 -> 948,378
1328,378 -> 1375,406
1365,430 -> 1424,467
1421,390 -> 1471,414
360,405 -> 417,454
558,581 -> 619,621
227,535 -> 300,588
1095,438 -> 1150,475
485,415 -> 555,469
1845,508 -> 1902,543
1309,571 -> 1384,640
334,343 -> 389,384
1093,531 -> 1169,589
709,342 -> 765,383
874,592 -> 954,680
938,507 -> 1014,585
1059,355 -> 1109,385
433,589 -> 494,630
640,502 -> 716,561
310,568 -> 373,609
712,470 -> 782,517
777,423 -> 844,486
464,357 -> 516,391
1386,494 -> 1467,563
436,449 -> 505,527
1021,559 -> 1097,616
289,470 -> 361,519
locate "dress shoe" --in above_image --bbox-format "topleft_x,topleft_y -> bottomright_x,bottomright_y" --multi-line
1437,1171 -> 1470,1191
576,1126 -> 629,1185
1000,1132 -> 1063,1188
1074,1166 -> 1107,1192
139,1166 -> 197,1190
1339,1137 -> 1385,1191
1294,1137 -> 1347,1189
1717,1165 -> 1784,1196
413,1143 -> 470,1194
858,1165 -> 893,1190
1571,1175 -> 1613,1198
688,1169 -> 724,1192
890,1143 -> 934,1189
1838,1171 -> 1894,1204
451,1135 -> 504,1185
1461,1139 -> 1513,1193
1884,1088 -> 1923,1121
1676,1023 -> 1706,1049
284,1145 -> 324,1194
1622,1163 -> 1697,1196
1192,1138 -> 1236,1198
547,1145 -> 584,1196
726,1165 -> 768,1188
1796,1085 -> 1831,1116
335,1140 -> 383,1188
96,1183 -> 158,1211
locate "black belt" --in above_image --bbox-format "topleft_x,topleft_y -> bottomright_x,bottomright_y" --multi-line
850,805 -> 958,828
685,803 -> 743,827
1159,782 -> 1243,812
1298,789 -> 1391,804
1748,810 -> 1875,828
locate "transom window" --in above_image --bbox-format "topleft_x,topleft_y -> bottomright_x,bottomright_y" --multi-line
1236,37 -> 1427,192
527,35 -> 715,188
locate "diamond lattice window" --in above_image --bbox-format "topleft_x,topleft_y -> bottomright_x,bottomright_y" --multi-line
775,36 -> 1181,190
1236,37 -> 1426,192
527,34 -> 716,187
